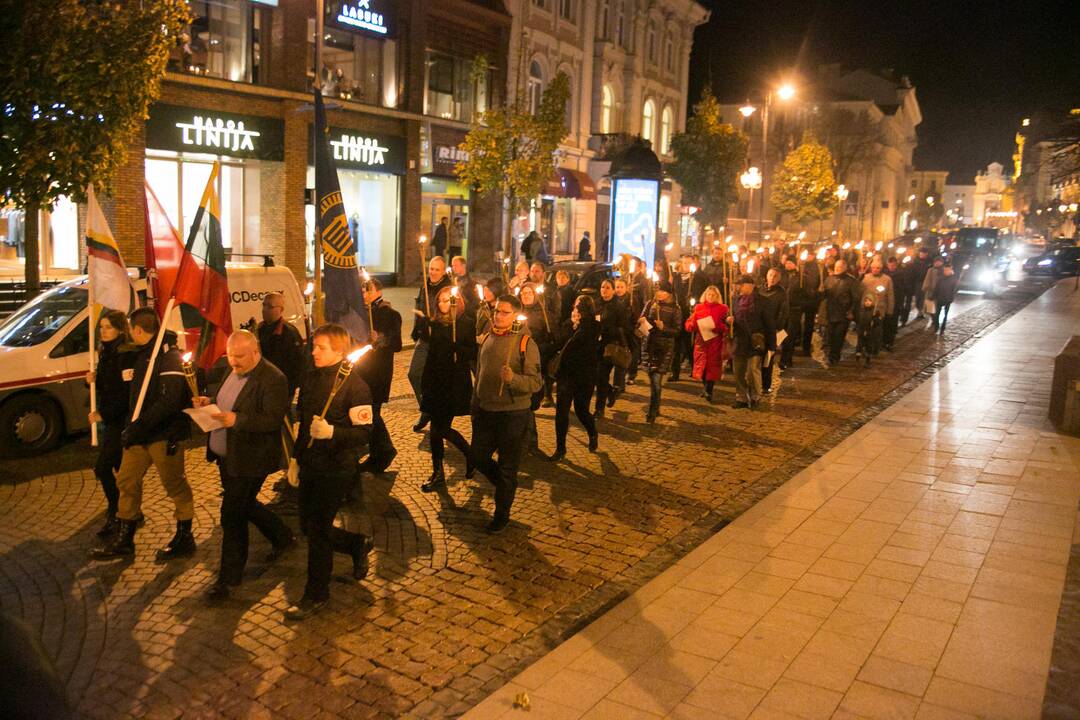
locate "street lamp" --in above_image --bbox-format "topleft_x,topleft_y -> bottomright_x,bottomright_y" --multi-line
740,166 -> 762,245
739,102 -> 756,119
835,184 -> 849,240
747,81 -> 797,247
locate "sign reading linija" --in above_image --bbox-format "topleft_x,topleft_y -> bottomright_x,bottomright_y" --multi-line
146,104 -> 285,161
309,126 -> 406,175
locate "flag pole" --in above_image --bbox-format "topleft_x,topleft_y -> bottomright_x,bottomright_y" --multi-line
313,0 -> 325,326
88,263 -> 99,448
131,298 -> 175,422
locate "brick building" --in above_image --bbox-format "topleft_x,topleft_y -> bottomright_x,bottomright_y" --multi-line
1,0 -> 511,286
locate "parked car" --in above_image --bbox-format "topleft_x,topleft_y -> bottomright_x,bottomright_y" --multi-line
0,263 -> 307,457
545,261 -> 616,297
1023,246 -> 1080,277
946,227 -> 1007,295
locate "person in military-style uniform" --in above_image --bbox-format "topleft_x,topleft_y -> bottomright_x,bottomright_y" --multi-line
356,278 -> 402,475
409,256 -> 453,432
257,291 -> 305,394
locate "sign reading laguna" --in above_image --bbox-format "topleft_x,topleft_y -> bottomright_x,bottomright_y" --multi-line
330,0 -> 393,37
146,104 -> 285,161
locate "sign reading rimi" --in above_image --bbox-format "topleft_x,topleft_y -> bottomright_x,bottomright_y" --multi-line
336,1 -> 387,35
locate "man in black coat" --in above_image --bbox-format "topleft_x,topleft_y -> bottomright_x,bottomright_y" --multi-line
409,256 -> 452,431
432,217 -> 449,260
257,292 -> 305,395
759,268 -> 789,394
823,259 -> 862,366
882,256 -> 903,349
779,259 -> 805,369
730,274 -> 775,410
909,246 -> 933,322
198,331 -> 294,604
357,278 -> 402,474
93,308 -> 195,561
798,257 -> 822,356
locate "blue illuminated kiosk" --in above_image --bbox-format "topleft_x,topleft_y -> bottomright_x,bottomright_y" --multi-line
606,138 -> 663,269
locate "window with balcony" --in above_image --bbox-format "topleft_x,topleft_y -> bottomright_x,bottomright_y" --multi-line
170,0 -> 264,84
660,105 -> 673,155
600,84 -> 615,133
425,52 -> 490,122
527,61 -> 544,116
309,18 -> 400,108
642,99 -> 656,146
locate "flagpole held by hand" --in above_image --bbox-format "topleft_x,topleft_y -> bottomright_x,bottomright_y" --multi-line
131,298 -> 175,423
88,280 -> 98,448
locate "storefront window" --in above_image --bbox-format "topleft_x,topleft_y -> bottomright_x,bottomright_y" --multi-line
311,20 -> 399,108
421,177 -> 470,258
145,153 -> 262,256
306,167 -> 399,274
49,196 -> 79,270
425,52 -> 490,123
170,0 -> 260,83
0,200 -> 79,275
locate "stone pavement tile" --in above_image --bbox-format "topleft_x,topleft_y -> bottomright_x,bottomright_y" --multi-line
857,654 -> 933,697
531,669 -> 619,711
818,609 -> 889,642
566,641 -> 653,683
464,680 -> 527,720
801,628 -> 878,667
898,593 -> 963,625
791,573 -> 853,599
731,618 -> 814,664
753,556 -> 812,580
913,702 -> 978,720
668,625 -> 740,662
709,649 -> 791,690
712,587 -> 781,618
919,560 -> 978,585
873,612 -> 954,670
935,631 -> 1048,700
733,572 -> 797,598
767,542 -> 826,565
606,666 -> 694,715
691,603 -> 763,638
782,649 -> 860,694
757,677 -> 843,720
636,649 -> 717,687
864,558 -> 922,584
806,557 -> 865,581
838,681 -> 920,720
836,591 -> 902,622
580,698 -> 660,720
922,677 -> 1042,720
773,590 -> 838,619
969,566 -> 1064,610
848,573 -> 912,602
811,497 -> 870,523
823,542 -> 880,565
647,586 -> 720,616
680,671 -> 766,719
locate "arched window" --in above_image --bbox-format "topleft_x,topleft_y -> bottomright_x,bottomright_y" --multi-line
660,105 -> 673,154
615,2 -> 626,48
599,0 -> 609,39
600,84 -> 614,133
642,99 -> 656,145
527,60 -> 544,115
665,33 -> 675,72
647,21 -> 657,63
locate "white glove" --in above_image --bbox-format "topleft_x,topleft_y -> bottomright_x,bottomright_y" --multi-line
310,416 -> 334,440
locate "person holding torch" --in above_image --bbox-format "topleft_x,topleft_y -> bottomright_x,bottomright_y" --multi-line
471,295 -> 542,534
286,324 -> 375,621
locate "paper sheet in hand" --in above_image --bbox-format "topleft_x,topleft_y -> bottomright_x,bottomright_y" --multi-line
637,316 -> 653,336
776,329 -> 788,347
697,314 -> 717,341
184,404 -> 226,432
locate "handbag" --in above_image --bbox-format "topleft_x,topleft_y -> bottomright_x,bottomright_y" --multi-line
603,342 -> 632,369
751,332 -> 766,353
547,330 -> 577,378
924,298 -> 936,315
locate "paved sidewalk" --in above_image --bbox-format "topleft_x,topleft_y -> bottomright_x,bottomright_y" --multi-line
465,281 -> 1080,720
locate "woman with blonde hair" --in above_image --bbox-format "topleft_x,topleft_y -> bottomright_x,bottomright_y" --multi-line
418,285 -> 476,492
684,285 -> 729,403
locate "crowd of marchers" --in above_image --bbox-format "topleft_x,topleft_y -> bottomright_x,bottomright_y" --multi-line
79,236 -> 957,621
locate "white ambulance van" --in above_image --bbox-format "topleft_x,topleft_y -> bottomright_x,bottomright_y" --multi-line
0,263 -> 308,457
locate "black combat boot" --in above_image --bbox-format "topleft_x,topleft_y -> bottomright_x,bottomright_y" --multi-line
96,508 -> 119,538
91,520 -> 136,560
351,534 -> 374,580
155,520 -> 196,562
421,466 -> 446,493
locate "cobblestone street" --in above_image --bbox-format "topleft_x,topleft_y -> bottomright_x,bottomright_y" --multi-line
0,281 -> 1053,719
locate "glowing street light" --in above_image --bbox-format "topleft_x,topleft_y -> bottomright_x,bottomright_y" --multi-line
739,102 -> 756,118
835,184 -> 849,202
777,83 -> 796,101
740,167 -> 763,245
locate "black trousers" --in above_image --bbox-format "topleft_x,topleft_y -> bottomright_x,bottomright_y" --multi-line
594,358 -> 616,412
471,408 -> 530,521
933,302 -> 953,333
882,313 -> 898,349
430,412 -> 472,470
670,329 -> 692,377
218,466 -> 291,586
857,315 -> 883,357
898,293 -> 915,325
827,320 -> 849,365
800,305 -> 819,355
367,403 -> 396,470
299,468 -> 362,602
555,376 -> 596,450
94,422 -> 123,511
761,354 -> 777,392
781,317 -> 801,367
915,289 -> 927,317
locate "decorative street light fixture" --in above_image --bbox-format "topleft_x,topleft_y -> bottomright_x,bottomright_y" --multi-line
740,167 -> 762,244
835,184 -> 850,241
742,81 -> 797,248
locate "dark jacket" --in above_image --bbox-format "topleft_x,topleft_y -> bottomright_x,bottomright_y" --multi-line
357,297 -> 401,405
759,283 -> 789,343
933,272 -> 960,304
577,234 -> 592,260
597,296 -> 629,349
521,302 -> 555,353
555,284 -> 575,324
257,319 -> 305,394
412,275 -> 453,341
294,362 -> 372,475
94,338 -> 136,426
824,273 -> 862,323
674,270 -> 708,314
432,222 -> 448,254
732,290 -> 776,358
419,315 -> 476,418
911,255 -> 932,292
122,330 -> 191,447
554,315 -> 600,383
206,358 -> 290,477
641,299 -> 682,372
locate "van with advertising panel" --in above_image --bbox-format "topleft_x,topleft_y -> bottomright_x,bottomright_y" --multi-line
0,263 -> 307,457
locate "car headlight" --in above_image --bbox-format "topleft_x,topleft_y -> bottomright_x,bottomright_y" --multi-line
978,270 -> 996,284
1037,259 -> 1052,266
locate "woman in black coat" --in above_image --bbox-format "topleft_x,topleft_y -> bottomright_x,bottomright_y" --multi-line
86,309 -> 136,538
550,294 -> 600,461
419,286 -> 477,492
594,280 -> 629,418
641,279 -> 682,423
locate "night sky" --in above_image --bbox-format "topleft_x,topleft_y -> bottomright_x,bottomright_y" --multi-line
688,0 -> 1080,182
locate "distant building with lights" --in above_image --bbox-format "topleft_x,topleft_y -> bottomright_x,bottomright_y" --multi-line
943,184 -> 975,226
973,162 -> 1011,227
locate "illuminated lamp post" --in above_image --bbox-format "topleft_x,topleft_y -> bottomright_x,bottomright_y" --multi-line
740,167 -> 762,246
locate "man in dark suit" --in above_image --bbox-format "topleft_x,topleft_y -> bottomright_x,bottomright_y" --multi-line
196,330 -> 294,604
357,278 -> 402,474
257,292 -> 305,394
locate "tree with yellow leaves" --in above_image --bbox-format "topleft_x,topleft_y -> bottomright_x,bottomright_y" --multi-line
771,131 -> 839,227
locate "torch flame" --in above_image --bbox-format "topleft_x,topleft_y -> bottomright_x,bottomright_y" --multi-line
450,286 -> 458,297
874,242 -> 883,251
727,243 -> 737,253
304,281 -> 315,296
535,284 -> 545,295
690,263 -> 697,273
347,345 -> 372,364
800,250 -> 808,261
419,235 -> 427,245
817,248 -> 827,260
182,351 -> 193,363
664,242 -> 674,251
876,285 -> 885,293
842,242 -> 852,249
476,282 -> 485,298
516,314 -> 527,323
897,247 -> 907,255
689,297 -> 696,306
513,286 -> 520,296
746,259 -> 755,273
629,259 -> 637,273
649,270 -> 659,282
361,268 -> 370,282
902,256 -> 912,264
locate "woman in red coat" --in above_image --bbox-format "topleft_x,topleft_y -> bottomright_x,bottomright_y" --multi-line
685,285 -> 729,402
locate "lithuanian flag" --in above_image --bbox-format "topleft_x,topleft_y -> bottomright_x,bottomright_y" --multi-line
85,185 -> 135,313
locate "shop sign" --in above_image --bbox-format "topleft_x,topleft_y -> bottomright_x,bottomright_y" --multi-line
429,125 -> 469,177
146,104 -> 284,161
310,126 -> 406,175
327,1 -> 395,38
